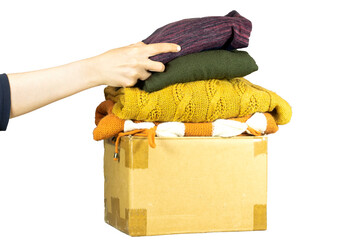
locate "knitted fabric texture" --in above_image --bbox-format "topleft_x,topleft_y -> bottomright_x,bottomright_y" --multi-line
142,10 -> 252,64
104,78 -> 292,124
135,50 -> 258,92
93,100 -> 279,141
184,113 -> 279,136
94,100 -> 125,140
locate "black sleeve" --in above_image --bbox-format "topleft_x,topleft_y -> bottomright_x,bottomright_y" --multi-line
0,73 -> 11,131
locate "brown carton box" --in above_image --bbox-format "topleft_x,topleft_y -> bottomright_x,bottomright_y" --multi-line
104,136 -> 267,236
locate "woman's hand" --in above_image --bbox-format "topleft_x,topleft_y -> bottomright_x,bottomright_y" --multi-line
7,42 -> 180,118
89,42 -> 181,87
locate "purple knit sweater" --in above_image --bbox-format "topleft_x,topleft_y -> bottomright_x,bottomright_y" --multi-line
142,10 -> 252,64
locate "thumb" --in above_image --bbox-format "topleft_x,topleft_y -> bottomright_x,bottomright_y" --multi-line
129,42 -> 146,47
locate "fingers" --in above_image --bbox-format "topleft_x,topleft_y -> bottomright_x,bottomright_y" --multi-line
143,60 -> 165,72
106,42 -> 180,87
138,70 -> 151,81
145,42 -> 181,57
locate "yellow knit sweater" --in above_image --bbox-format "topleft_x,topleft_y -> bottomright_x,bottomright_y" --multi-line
104,77 -> 292,124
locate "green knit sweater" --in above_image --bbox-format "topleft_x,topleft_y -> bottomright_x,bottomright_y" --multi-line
137,50 -> 258,92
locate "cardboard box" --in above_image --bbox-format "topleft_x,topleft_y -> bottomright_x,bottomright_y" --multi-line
104,136 -> 267,236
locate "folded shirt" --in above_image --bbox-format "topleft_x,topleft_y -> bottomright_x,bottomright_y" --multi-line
93,100 -> 279,149
104,77 -> 292,125
142,10 -> 252,64
136,50 -> 258,92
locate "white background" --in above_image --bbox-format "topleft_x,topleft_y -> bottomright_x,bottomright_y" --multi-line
1,0 -> 359,239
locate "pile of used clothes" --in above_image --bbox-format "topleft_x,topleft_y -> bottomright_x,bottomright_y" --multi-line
93,10 -> 292,159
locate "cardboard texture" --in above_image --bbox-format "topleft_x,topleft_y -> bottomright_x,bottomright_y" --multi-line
104,136 -> 267,236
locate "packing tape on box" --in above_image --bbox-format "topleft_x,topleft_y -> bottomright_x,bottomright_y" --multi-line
105,197 -> 127,233
126,208 -> 147,236
253,204 -> 267,230
254,137 -> 267,157
105,197 -> 148,236
118,137 -> 149,169
131,138 -> 149,169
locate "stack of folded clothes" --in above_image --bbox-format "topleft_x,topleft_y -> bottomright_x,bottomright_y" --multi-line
93,10 -> 292,159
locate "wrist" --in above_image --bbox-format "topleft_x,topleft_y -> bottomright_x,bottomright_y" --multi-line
78,56 -> 103,88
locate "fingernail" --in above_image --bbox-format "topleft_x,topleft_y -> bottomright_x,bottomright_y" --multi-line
177,45 -> 181,52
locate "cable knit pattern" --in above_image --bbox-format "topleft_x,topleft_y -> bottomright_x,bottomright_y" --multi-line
104,77 -> 292,124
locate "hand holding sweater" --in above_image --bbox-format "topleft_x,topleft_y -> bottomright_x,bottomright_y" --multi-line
7,42 -> 180,118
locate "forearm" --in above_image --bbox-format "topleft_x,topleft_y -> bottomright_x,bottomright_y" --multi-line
6,42 -> 180,118
8,58 -> 97,118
